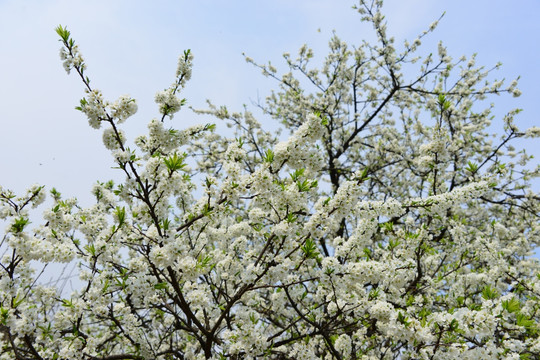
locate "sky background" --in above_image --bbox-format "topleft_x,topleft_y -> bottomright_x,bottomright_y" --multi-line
0,0 -> 539,204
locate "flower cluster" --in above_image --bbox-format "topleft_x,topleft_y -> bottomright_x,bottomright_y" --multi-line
110,94 -> 138,123
155,88 -> 184,118
59,44 -> 84,74
154,51 -> 193,120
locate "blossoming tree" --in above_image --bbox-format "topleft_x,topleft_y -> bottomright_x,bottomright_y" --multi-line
1,1 -> 540,359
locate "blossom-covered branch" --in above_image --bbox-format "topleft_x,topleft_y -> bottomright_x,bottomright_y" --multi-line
1,1 -> 539,359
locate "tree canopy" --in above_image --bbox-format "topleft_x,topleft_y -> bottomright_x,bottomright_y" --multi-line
1,1 -> 539,359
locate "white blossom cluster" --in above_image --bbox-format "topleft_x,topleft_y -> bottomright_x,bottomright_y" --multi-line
59,44 -> 84,74
155,88 -> 184,118
155,50 -> 193,120
75,89 -> 138,131
1,5 -> 539,360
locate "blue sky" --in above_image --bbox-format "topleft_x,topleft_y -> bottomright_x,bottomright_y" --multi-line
0,0 -> 539,204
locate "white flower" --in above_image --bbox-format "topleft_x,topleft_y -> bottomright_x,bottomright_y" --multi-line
155,88 -> 184,118
102,127 -> 125,150
524,126 -> 540,138
110,95 -> 137,123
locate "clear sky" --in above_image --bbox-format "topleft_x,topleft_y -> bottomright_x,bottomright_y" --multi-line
1,0 -> 539,205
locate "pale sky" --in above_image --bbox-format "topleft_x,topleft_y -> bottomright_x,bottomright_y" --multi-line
1,0 -> 539,205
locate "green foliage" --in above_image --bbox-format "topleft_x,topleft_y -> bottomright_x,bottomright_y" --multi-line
502,297 -> 521,313
11,217 -> 29,233
482,285 -> 499,300
164,152 -> 187,173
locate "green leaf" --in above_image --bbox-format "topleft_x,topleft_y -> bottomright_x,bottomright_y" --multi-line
154,282 -> 168,290
357,167 -> 370,183
251,223 -> 263,232
85,244 -> 96,257
443,99 -> 451,111
516,313 -> 535,329
380,221 -> 394,233
0,307 -> 9,325
236,137 -> 244,148
397,312 -> 410,327
11,217 -> 30,233
102,279 -> 110,293
160,218 -> 170,231
466,161 -> 479,173
61,299 -> 74,308
263,149 -> 274,163
55,25 -> 70,42
205,177 -> 214,188
363,247 -> 372,259
502,297 -> 520,313
297,179 -> 312,192
320,116 -> 329,126
290,168 -> 305,181
368,288 -> 379,300
301,238 -> 318,259
437,93 -> 446,106
115,206 -> 126,227
164,152 -> 187,173
12,295 -> 24,308
388,239 -> 400,250
406,295 -> 414,307
314,111 -> 329,126
448,319 -> 459,332
274,179 -> 286,191
202,203 -> 213,216
197,254 -> 213,269
286,213 -> 297,223
481,285 -> 499,300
